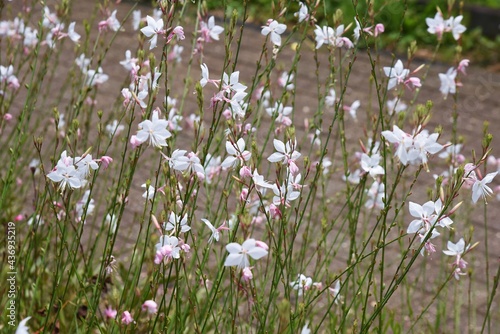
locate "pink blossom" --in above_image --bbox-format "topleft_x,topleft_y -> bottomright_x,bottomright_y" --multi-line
458,59 -> 469,75
142,300 -> 158,314
242,267 -> 253,281
269,203 -> 282,219
239,166 -> 252,178
374,23 -> 385,36
104,306 -> 117,319
121,311 -> 134,325
99,156 -> 113,169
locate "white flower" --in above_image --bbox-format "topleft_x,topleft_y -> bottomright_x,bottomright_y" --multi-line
135,110 -> 171,148
271,183 -> 300,206
426,12 -> 446,38
472,171 -> 497,203
224,239 -> 268,268
106,120 -> 125,137
200,16 -> 224,41
141,15 -> 164,49
294,2 -> 309,23
76,190 -> 95,223
361,153 -> 384,179
314,25 -> 334,49
155,235 -> 181,260
202,218 -> 219,243
261,20 -> 286,46
85,67 -> 109,86
252,169 -> 273,191
267,139 -> 301,164
141,183 -> 155,200
132,10 -> 141,30
447,15 -> 466,40
290,274 -> 313,296
222,71 -> 247,94
328,280 -> 342,304
325,88 -> 336,107
221,138 -> 251,169
172,152 -> 205,176
383,60 -> 409,90
47,160 -> 82,191
200,63 -> 210,87
120,50 -> 138,71
438,67 -> 457,98
67,22 -> 80,43
15,317 -> 31,334
443,238 -> 467,257
164,212 -> 191,234
386,97 -> 407,115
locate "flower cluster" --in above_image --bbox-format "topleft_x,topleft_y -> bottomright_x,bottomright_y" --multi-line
406,199 -> 454,255
426,10 -> 466,40
438,59 -> 469,98
382,125 -> 443,167
47,150 -> 111,191
314,24 -> 353,49
383,59 -> 421,91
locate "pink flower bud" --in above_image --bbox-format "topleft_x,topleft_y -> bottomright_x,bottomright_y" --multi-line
100,156 -> 113,169
374,24 -> 385,37
269,204 -> 282,219
455,154 -> 466,164
458,59 -> 469,75
222,108 -> 232,120
181,243 -> 191,253
288,161 -> 300,175
172,26 -> 185,40
14,214 -> 24,222
121,311 -> 134,325
464,163 -> 476,174
239,166 -> 252,178
487,155 -> 497,167
3,113 -> 13,121
130,135 -> 141,148
142,300 -> 158,314
255,240 -> 269,251
154,250 -> 164,264
240,188 -> 249,202
242,267 -> 253,281
105,306 -> 117,319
